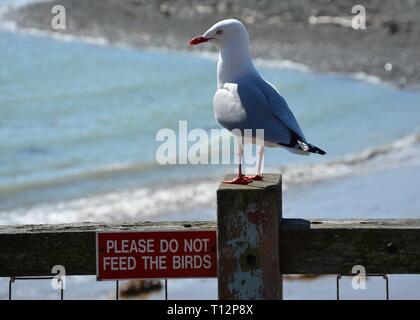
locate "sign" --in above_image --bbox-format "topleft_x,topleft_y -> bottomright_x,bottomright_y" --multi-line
96,230 -> 217,280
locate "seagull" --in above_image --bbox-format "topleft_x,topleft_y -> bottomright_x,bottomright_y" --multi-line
190,19 -> 326,184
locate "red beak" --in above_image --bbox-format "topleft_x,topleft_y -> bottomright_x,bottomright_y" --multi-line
189,36 -> 209,46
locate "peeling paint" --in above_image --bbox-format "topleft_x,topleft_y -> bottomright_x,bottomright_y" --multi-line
228,268 -> 263,299
226,203 -> 264,299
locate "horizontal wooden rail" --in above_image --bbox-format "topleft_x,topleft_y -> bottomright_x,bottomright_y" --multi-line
280,218 -> 420,274
1,219 -> 419,277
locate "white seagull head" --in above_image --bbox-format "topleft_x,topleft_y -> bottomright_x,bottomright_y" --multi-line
189,19 -> 250,49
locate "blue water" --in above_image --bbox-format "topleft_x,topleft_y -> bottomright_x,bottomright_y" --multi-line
0,28 -> 420,217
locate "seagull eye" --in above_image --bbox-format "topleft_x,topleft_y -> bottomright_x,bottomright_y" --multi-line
216,29 -> 223,35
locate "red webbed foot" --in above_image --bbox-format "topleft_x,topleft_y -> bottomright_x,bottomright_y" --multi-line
247,174 -> 263,181
222,175 -> 252,185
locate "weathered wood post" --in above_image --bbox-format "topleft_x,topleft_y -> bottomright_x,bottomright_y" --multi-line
217,173 -> 282,300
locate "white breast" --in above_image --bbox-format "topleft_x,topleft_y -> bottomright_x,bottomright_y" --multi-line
213,83 -> 247,131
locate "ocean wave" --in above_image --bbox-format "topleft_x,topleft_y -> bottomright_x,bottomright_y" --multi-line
0,21 -> 110,47
0,130 -> 230,195
189,53 -> 311,73
19,27 -> 110,46
279,132 -> 420,186
0,160 -> 159,194
254,58 -> 311,73
1,133 -> 418,225
0,179 -> 218,225
350,71 -> 386,86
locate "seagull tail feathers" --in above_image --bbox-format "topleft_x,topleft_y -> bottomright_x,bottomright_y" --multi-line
305,142 -> 327,155
278,129 -> 326,155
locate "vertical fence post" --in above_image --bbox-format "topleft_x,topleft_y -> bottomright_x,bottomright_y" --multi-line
217,174 -> 282,300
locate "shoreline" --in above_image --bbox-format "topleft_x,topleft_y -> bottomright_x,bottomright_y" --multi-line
0,23 -> 388,89
4,0 -> 420,90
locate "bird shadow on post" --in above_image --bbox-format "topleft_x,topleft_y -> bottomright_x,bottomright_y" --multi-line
217,173 -> 282,300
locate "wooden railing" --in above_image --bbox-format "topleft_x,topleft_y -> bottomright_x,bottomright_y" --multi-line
1,174 -> 419,299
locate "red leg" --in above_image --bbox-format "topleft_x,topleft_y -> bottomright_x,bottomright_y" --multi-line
245,145 -> 264,181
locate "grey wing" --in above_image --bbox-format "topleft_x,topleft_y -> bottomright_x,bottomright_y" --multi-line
214,83 -> 285,142
257,78 -> 306,141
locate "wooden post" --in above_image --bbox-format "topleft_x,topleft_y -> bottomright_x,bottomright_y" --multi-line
217,173 -> 282,300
